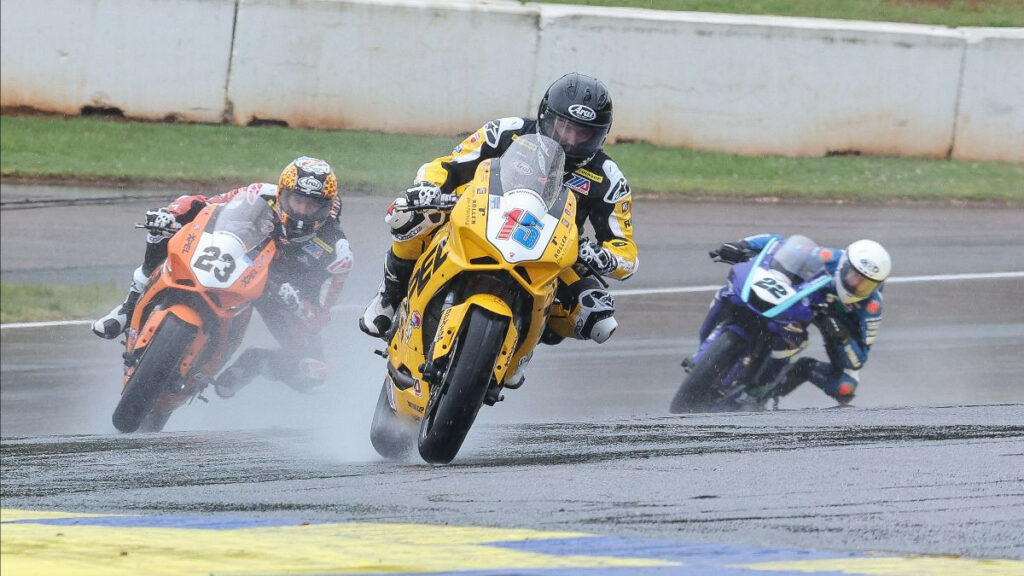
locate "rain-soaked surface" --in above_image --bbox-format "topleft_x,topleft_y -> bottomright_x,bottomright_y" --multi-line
2,184 -> 1024,564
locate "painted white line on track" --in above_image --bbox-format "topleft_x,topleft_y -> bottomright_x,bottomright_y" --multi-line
2,273 -> 1021,330
0,304 -> 365,330
609,270 -> 1024,297
1,319 -> 93,329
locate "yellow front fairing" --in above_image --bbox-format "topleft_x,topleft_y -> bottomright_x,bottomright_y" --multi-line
387,160 -> 579,420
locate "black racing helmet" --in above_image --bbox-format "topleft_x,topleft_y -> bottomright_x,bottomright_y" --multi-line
537,73 -> 612,165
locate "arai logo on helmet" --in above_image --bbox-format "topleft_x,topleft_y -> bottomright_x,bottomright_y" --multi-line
297,176 -> 323,193
568,104 -> 597,121
859,259 -> 880,275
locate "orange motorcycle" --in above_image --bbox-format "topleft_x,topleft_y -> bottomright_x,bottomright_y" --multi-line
112,192 -> 277,432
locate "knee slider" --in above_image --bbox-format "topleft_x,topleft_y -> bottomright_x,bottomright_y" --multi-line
813,367 -> 859,401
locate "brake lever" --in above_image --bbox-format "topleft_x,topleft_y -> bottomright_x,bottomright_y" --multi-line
577,259 -> 610,289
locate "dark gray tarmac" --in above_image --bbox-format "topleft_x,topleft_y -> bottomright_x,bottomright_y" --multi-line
2,184 -> 1023,560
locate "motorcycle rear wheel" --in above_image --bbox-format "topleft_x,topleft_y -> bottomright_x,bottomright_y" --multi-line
669,329 -> 746,414
418,307 -> 507,464
112,314 -> 196,433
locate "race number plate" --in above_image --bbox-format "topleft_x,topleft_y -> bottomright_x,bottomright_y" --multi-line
190,231 -> 251,288
748,267 -> 796,306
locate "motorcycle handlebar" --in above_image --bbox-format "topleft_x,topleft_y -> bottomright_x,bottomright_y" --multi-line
135,223 -> 178,235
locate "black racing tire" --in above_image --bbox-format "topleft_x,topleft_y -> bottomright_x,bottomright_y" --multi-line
418,307 -> 507,465
369,378 -> 415,460
669,329 -> 747,414
138,408 -> 173,433
112,315 -> 196,433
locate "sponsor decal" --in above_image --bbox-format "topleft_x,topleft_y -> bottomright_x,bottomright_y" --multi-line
297,176 -> 323,193
240,267 -> 259,288
295,157 -> 331,174
302,242 -> 325,259
621,201 -> 630,213
859,259 -> 881,275
405,311 -> 422,343
604,179 -> 631,203
182,233 -> 197,255
561,217 -> 570,227
565,174 -> 591,195
412,379 -> 423,398
453,144 -> 464,154
574,168 -> 604,183
568,104 -> 597,121
407,400 -> 425,413
484,121 -> 500,147
313,237 -> 334,253
326,255 -> 353,274
408,240 -> 449,297
513,160 -> 535,175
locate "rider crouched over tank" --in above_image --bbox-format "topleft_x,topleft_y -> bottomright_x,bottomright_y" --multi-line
702,234 -> 892,406
359,73 -> 639,385
93,157 -> 354,398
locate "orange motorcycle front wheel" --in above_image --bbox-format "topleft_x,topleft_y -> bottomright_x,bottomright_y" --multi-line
112,314 -> 197,433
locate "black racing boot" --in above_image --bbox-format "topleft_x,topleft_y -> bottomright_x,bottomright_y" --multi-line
92,267 -> 148,339
774,357 -> 818,398
214,348 -> 270,399
359,250 -> 415,338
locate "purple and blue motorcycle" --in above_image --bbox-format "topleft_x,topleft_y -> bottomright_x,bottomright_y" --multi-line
670,235 -> 832,413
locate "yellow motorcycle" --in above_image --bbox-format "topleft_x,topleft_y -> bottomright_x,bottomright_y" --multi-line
370,134 -> 579,464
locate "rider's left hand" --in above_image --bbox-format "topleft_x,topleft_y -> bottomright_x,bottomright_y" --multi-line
578,241 -> 616,275
813,307 -> 850,345
277,282 -> 312,319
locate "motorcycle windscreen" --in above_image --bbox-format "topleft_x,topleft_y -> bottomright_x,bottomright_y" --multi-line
498,133 -> 565,209
770,234 -> 825,282
209,195 -> 275,252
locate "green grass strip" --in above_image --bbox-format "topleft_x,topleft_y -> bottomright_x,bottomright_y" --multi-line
3,115 -> 1021,203
528,0 -> 1024,27
0,283 -> 123,324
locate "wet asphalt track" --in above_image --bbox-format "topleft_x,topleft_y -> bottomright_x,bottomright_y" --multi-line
2,184 -> 1024,572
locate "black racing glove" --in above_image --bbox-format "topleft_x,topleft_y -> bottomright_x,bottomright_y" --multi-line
813,304 -> 850,346
709,241 -> 754,264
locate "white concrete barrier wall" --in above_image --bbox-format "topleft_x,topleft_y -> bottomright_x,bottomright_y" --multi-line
0,0 -> 235,123
1,0 -> 1021,162
228,0 -> 539,133
953,28 -> 1024,163
536,7 -> 965,158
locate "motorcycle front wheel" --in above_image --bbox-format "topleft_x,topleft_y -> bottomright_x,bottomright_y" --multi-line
669,329 -> 746,414
418,307 -> 507,465
112,314 -> 196,433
